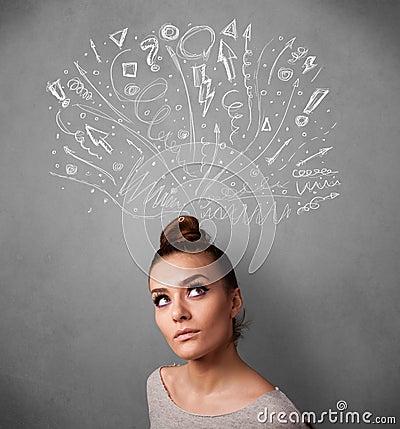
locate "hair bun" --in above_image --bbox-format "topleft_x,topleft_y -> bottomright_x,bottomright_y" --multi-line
160,215 -> 209,250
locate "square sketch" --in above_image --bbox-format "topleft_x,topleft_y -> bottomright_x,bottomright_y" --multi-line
122,62 -> 137,78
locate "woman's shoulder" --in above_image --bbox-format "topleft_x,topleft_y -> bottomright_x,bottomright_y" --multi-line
241,365 -> 276,399
146,365 -> 180,392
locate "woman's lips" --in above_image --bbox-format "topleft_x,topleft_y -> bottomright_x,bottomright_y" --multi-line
174,329 -> 200,342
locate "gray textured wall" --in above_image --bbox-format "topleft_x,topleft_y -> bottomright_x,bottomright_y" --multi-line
0,0 -> 399,428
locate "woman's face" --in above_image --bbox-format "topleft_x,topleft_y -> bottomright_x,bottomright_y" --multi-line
149,252 -> 242,361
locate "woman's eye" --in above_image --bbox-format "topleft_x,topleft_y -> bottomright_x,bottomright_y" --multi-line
153,295 -> 170,308
188,286 -> 209,298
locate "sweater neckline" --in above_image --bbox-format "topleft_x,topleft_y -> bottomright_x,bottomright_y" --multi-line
158,365 -> 281,418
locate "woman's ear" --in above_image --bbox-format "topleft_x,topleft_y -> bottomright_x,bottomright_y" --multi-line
230,288 -> 243,318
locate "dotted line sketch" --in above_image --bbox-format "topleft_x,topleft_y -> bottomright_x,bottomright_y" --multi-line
46,20 -> 341,275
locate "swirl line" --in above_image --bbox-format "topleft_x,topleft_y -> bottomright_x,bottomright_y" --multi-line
67,77 -> 93,100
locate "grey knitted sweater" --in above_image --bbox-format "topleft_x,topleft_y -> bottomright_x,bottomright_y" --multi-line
147,367 -> 311,428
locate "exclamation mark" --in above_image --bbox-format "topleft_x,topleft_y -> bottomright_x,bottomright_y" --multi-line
295,88 -> 329,127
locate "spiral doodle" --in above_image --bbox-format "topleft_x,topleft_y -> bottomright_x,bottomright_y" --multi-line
295,115 -> 309,127
67,77 -> 93,100
159,23 -> 180,41
112,162 -> 124,172
277,67 -> 294,82
124,83 -> 140,97
66,164 -> 78,175
336,400 -> 348,411
177,129 -> 189,140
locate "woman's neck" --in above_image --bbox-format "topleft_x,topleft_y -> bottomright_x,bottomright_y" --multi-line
182,342 -> 248,395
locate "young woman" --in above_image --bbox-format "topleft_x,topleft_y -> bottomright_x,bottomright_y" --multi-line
146,215 -> 311,428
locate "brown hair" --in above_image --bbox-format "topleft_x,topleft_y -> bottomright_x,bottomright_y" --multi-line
149,215 -> 246,344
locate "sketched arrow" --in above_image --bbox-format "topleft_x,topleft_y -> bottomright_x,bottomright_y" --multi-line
217,39 -> 237,83
126,138 -> 143,154
90,39 -> 102,63
325,192 -> 340,200
85,124 -> 113,154
214,123 -> 220,145
268,37 -> 296,85
63,145 -> 116,185
242,24 -> 252,51
265,137 -> 293,165
296,146 -> 333,167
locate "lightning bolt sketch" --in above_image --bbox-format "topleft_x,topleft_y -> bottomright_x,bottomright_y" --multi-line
192,64 -> 215,117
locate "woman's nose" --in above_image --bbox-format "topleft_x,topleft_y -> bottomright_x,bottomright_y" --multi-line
171,298 -> 191,322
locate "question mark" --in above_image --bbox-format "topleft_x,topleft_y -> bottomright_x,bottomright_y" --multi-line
140,35 -> 160,72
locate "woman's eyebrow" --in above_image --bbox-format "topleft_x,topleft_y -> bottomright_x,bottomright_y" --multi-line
150,275 -> 210,294
178,274 -> 209,286
150,287 -> 168,295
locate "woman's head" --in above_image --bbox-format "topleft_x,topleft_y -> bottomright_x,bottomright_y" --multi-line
148,216 -> 245,359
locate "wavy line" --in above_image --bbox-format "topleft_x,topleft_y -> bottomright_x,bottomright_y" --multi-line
55,110 -> 100,159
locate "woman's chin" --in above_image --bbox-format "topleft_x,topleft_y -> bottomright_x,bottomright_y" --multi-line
171,344 -> 208,361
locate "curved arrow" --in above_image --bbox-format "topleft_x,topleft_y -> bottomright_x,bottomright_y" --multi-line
268,37 -> 296,85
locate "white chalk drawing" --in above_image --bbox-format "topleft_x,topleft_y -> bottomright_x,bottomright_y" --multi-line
304,88 -> 330,114
241,24 -> 254,130
140,35 -> 160,72
297,192 -> 339,215
46,78 -> 70,108
221,19 -> 238,40
302,55 -> 317,74
55,110 -> 100,159
296,147 -> 332,167
90,39 -> 102,63
122,62 -> 137,78
192,64 -> 215,117
265,137 -> 293,165
85,124 -> 113,155
109,28 -> 128,49
177,26 -> 215,61
66,164 -> 78,175
268,37 -> 296,85
46,21 -> 341,276
112,162 -> 124,172
66,77 -> 93,100
277,67 -> 294,82
218,39 -> 237,83
159,23 -> 180,41
261,116 -> 272,132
